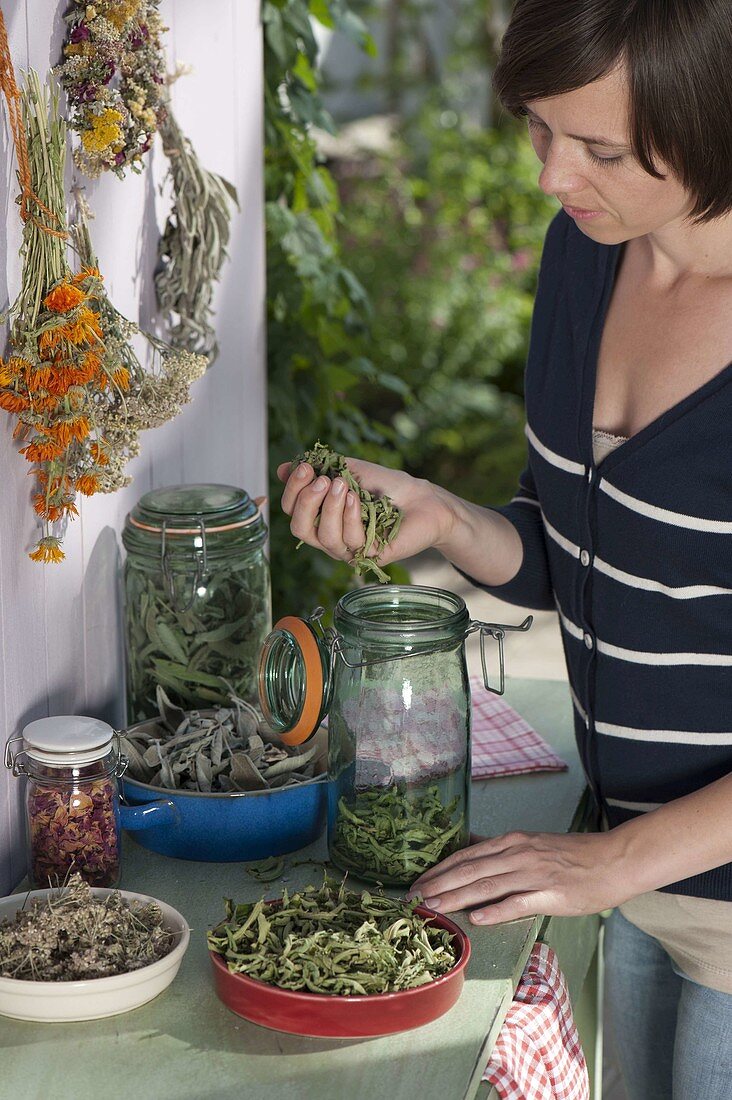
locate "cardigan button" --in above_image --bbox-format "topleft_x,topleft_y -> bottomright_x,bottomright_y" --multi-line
583,632 -> 594,650
580,549 -> 591,567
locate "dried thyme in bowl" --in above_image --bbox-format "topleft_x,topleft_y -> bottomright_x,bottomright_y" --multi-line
207,878 -> 457,995
0,874 -> 174,981
291,442 -> 402,584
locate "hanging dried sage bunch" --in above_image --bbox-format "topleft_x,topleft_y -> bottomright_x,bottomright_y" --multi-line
291,441 -> 402,583
155,105 -> 238,362
69,193 -> 207,493
207,877 -> 457,995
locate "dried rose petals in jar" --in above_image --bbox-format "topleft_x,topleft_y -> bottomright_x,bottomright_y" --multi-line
27,771 -> 120,887
5,716 -> 126,889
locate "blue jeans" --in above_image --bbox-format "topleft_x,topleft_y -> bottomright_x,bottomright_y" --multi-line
604,908 -> 732,1100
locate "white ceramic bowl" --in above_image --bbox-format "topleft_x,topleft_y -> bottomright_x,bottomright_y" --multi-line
0,887 -> 190,1022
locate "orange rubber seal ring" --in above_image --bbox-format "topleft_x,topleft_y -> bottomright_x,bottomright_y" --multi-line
273,616 -> 324,746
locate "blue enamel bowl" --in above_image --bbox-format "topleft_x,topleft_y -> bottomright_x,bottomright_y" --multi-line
119,723 -> 328,862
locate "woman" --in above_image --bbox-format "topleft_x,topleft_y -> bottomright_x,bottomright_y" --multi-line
278,2 -> 732,1096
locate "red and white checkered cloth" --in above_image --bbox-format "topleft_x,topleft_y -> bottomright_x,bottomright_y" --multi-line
471,678 -> 568,779
483,943 -> 590,1100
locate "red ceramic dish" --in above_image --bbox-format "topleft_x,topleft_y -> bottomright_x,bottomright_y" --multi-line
209,905 -> 471,1038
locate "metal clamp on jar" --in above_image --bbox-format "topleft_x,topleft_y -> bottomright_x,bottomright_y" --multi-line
258,585 -> 531,886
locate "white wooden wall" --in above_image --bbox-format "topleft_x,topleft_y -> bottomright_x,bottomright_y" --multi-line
0,0 -> 266,895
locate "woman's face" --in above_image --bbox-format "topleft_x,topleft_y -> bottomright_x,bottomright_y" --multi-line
526,66 -> 693,244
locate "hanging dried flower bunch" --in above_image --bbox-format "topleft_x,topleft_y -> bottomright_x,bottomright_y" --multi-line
56,0 -> 166,178
0,71 -> 206,563
1,72 -> 111,563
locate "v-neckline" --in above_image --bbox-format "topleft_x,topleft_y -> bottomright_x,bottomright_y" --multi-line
582,240 -> 732,475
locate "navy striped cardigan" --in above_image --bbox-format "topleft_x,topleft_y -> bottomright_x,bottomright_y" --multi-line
469,211 -> 732,901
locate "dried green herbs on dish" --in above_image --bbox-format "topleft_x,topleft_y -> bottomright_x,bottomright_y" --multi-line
207,877 -> 457,995
121,687 -> 325,793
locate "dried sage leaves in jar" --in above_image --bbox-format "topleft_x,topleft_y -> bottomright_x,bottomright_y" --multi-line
125,554 -> 270,721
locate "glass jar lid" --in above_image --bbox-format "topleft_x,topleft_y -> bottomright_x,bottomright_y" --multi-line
21,716 -> 115,766
126,483 -> 263,533
258,616 -> 332,746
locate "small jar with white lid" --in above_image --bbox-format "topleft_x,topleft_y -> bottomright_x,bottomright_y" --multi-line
4,717 -> 128,888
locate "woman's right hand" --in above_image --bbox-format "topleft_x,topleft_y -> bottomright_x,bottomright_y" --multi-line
277,457 -> 455,568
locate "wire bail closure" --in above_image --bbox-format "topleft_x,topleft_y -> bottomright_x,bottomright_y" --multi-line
307,607 -> 533,696
161,518 -> 208,613
4,731 -> 129,778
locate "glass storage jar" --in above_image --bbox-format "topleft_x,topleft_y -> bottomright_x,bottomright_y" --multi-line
122,484 -> 271,722
4,717 -> 128,888
258,585 -> 531,886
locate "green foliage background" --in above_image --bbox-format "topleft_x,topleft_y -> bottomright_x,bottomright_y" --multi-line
262,0 -> 555,618
262,0 -> 410,621
339,113 -> 555,503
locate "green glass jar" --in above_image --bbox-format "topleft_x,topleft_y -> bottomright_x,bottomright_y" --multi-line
259,585 -> 532,887
122,484 -> 271,723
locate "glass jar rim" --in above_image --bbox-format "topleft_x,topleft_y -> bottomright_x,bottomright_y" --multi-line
334,584 -> 470,645
24,750 -> 120,782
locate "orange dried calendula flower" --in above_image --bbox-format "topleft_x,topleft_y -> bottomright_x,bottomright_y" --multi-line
44,282 -> 86,313
21,437 -> 66,463
89,441 -> 109,466
38,328 -> 66,358
111,367 -> 130,390
29,536 -> 65,564
72,266 -> 102,285
26,367 -> 54,392
32,495 -> 65,523
69,416 -> 91,442
60,309 -> 102,347
76,473 -> 100,496
0,392 -> 29,414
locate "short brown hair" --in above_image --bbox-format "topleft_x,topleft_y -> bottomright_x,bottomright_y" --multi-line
493,0 -> 732,222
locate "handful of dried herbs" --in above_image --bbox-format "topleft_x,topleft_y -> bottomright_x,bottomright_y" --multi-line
291,442 -> 402,583
121,687 -> 325,793
331,785 -> 465,885
0,874 -> 174,981
207,878 -> 457,995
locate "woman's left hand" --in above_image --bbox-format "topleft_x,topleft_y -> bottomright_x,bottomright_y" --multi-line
407,830 -> 631,925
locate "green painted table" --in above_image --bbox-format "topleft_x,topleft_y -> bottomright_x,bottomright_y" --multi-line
1,679 -> 599,1100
